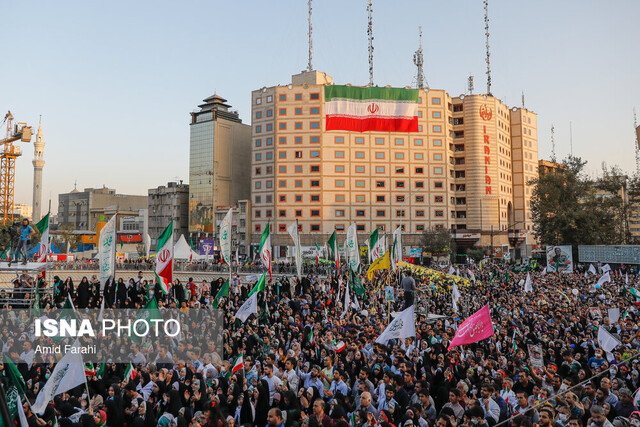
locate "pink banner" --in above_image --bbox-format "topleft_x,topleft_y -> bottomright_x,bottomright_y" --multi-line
448,304 -> 494,350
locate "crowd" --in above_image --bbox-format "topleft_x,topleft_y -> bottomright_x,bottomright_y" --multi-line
2,260 -> 640,427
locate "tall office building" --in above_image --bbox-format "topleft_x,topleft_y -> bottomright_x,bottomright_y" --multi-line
188,94 -> 251,240
250,71 -> 538,259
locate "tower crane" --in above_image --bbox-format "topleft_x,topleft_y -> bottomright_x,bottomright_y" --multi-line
0,111 -> 32,224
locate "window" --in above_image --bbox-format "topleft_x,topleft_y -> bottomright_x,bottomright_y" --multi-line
396,166 -> 404,174
279,94 -> 286,101
416,195 -> 424,202
295,180 -> 302,187
279,195 -> 286,202
310,165 -> 320,172
295,165 -> 302,173
375,166 -> 384,173
255,196 -> 261,203
355,137 -> 364,144
266,109 -> 272,117
433,139 -> 442,146
356,195 -> 365,202
355,152 -> 365,158
375,138 -> 384,145
396,195 -> 405,202
375,152 -> 385,159
434,167 -> 443,174
416,225 -> 425,231
416,210 -> 425,217
311,210 -> 320,217
279,123 -> 286,130
414,139 -> 423,146
295,93 -> 302,100
278,180 -> 286,188
435,196 -> 443,202
432,111 -> 441,118
310,122 -> 320,129
266,95 -> 272,102
376,195 -> 385,202
356,180 -> 365,187
336,224 -> 345,231
279,151 -> 286,159
415,153 -> 423,160
376,210 -> 386,217
295,122 -> 302,129
266,137 -> 272,145
311,180 -> 320,187
335,151 -> 345,158
256,111 -> 262,119
336,209 -> 345,217
295,210 -> 302,217
279,137 -> 286,144
295,195 -> 302,202
256,98 -> 262,105
310,151 -> 320,158
395,152 -> 404,160
255,182 -> 261,189
310,93 -> 320,100
295,136 -> 302,144
356,210 -> 365,217
433,125 -> 442,132
295,151 -> 302,158
311,195 -> 320,202
434,181 -> 443,188
376,181 -> 385,188
256,139 -> 262,147
336,195 -> 345,202
395,138 -> 404,145
266,210 -> 272,217
255,167 -> 262,175
434,153 -> 442,160
310,107 -> 320,114
266,166 -> 272,174
266,152 -> 272,160
336,165 -> 345,173
415,167 -> 424,174
311,224 -> 320,232
415,181 -> 424,188
355,166 -> 365,173
295,108 -> 302,115
255,210 -> 261,218
418,125 -> 423,131
432,97 -> 441,105
279,108 -> 286,115
396,210 -> 405,217
279,224 -> 286,232
435,210 -> 444,217
256,125 -> 262,133
396,181 -> 405,188
356,224 -> 365,232
255,224 -> 261,232
418,111 -> 422,117
335,180 -> 345,187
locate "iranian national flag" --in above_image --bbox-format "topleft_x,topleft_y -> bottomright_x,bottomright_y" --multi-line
35,212 -> 50,262
308,326 -> 314,344
369,228 -> 383,262
328,230 -> 340,271
154,221 -> 173,294
314,242 -> 321,265
325,85 -> 419,133
84,364 -> 96,376
231,353 -> 244,375
259,223 -> 272,280
124,362 -> 137,383
333,339 -> 346,353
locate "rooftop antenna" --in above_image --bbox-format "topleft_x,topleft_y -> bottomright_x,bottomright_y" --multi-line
634,108 -> 639,172
570,121 -> 573,157
413,26 -> 426,89
551,124 -> 556,162
367,0 -> 374,86
484,0 -> 492,96
522,91 -> 525,108
307,0 -> 313,71
468,75 -> 475,95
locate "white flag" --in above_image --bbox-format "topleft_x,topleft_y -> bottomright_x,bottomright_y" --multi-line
392,226 -> 402,267
469,269 -> 476,283
541,266 -> 547,276
608,308 -> 621,323
602,264 -> 611,273
626,273 -> 630,285
452,282 -> 461,312
235,293 -> 258,323
588,264 -> 597,275
32,340 -> 86,414
99,215 -> 116,286
219,208 -> 233,265
597,272 -> 611,287
341,279 -> 350,319
448,266 -> 455,275
287,221 -> 302,279
524,272 -> 533,293
597,326 -> 621,361
35,213 -> 50,263
376,305 -> 416,344
144,233 -> 151,258
346,224 -> 359,272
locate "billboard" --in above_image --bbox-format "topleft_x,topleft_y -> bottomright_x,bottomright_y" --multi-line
546,245 -> 573,273
199,239 -> 215,256
578,245 -> 640,264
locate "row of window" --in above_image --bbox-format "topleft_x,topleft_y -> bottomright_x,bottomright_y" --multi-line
256,194 -> 440,204
275,107 -> 320,116
257,92 -> 322,104
255,175 -> 449,190
255,208 -> 445,219
253,223 -> 443,233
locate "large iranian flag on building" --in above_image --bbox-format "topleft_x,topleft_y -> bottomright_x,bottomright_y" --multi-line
154,221 -> 173,294
325,85 -> 419,133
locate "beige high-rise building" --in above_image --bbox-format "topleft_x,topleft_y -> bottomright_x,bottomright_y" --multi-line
251,71 -> 538,259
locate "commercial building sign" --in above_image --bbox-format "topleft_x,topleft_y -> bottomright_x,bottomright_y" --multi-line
484,124 -> 492,195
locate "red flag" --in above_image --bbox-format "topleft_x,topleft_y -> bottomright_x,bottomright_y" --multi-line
448,304 -> 494,350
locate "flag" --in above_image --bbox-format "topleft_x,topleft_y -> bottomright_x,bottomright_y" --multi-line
452,282 -> 461,312
287,221 -> 302,279
259,223 -> 272,280
99,215 -> 116,286
96,362 -> 106,379
341,278 -> 350,319
131,297 -> 163,344
332,339 -> 346,353
448,304 -> 494,350
632,288 -> 640,299
588,264 -> 597,275
212,279 -> 230,309
35,212 -> 50,262
392,226 -> 402,265
0,243 -> 11,260
455,267 -> 460,277
154,221 -> 174,294
219,208 -> 233,266
231,353 -> 244,375
307,326 -> 314,344
248,273 -> 266,298
524,273 -> 533,293
124,362 -> 137,383
328,230 -> 340,270
541,266 -> 547,275
324,85 -> 419,133
84,364 -> 96,376
602,264 -> 611,273
346,224 -> 359,273
235,293 -> 258,323
608,308 -> 621,323
468,269 -> 476,283
375,305 -> 416,344
597,326 -> 621,361
369,229 -> 382,261
32,340 -> 86,415
367,251 -> 390,280
350,268 -> 366,296
314,242 -> 321,265
0,356 -> 27,427
144,233 -> 151,258
448,266 -> 455,275
597,272 -> 611,287
626,273 -> 630,285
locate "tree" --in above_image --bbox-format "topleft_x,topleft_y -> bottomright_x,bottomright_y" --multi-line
421,228 -> 455,261
530,155 -> 620,247
52,223 -> 81,252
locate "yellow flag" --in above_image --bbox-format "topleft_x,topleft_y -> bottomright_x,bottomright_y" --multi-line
367,251 -> 390,280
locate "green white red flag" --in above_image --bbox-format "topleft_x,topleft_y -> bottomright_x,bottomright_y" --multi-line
231,353 -> 244,375
124,362 -> 137,383
35,213 -> 50,262
259,223 -> 272,280
325,85 -> 419,133
154,221 -> 173,294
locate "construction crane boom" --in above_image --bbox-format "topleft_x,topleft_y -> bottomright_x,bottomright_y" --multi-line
0,111 -> 32,224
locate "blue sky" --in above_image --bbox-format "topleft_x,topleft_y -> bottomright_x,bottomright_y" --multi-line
2,0 -> 639,214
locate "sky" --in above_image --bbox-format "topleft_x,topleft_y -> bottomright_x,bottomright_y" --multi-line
2,0 -> 640,215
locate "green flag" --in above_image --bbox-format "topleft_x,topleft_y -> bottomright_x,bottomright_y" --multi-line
248,273 -> 266,298
631,288 -> 640,299
212,279 -> 230,309
32,279 -> 41,318
131,297 -> 163,344
0,356 -> 26,427
52,295 -> 78,342
349,268 -> 365,296
96,361 -> 106,379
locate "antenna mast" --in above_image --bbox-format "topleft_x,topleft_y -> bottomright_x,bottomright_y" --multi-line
551,124 -> 556,162
307,0 -> 313,71
367,0 -> 374,86
413,26 -> 427,89
484,0 -> 492,96
634,108 -> 639,172
570,121 -> 573,157
468,75 -> 474,95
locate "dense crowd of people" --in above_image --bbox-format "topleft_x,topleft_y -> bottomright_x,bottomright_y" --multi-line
2,260 -> 640,427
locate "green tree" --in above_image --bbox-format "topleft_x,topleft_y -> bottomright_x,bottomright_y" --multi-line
421,228 -> 455,261
52,223 -> 80,252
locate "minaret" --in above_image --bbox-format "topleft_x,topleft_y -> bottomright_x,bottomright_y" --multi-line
32,117 -> 45,222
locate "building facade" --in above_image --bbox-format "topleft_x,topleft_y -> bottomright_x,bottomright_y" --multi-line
188,94 -> 251,239
148,182 -> 189,248
250,71 -> 539,259
57,187 -> 148,232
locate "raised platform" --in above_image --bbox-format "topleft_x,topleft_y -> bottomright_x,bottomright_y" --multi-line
0,261 -> 53,272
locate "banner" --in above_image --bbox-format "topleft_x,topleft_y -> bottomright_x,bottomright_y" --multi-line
546,245 -> 573,273
99,215 -> 116,285
199,239 -> 215,256
346,224 -> 359,272
528,344 -> 543,368
219,208 -> 233,265
287,221 -> 302,279
375,305 -> 416,344
448,304 -> 494,350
